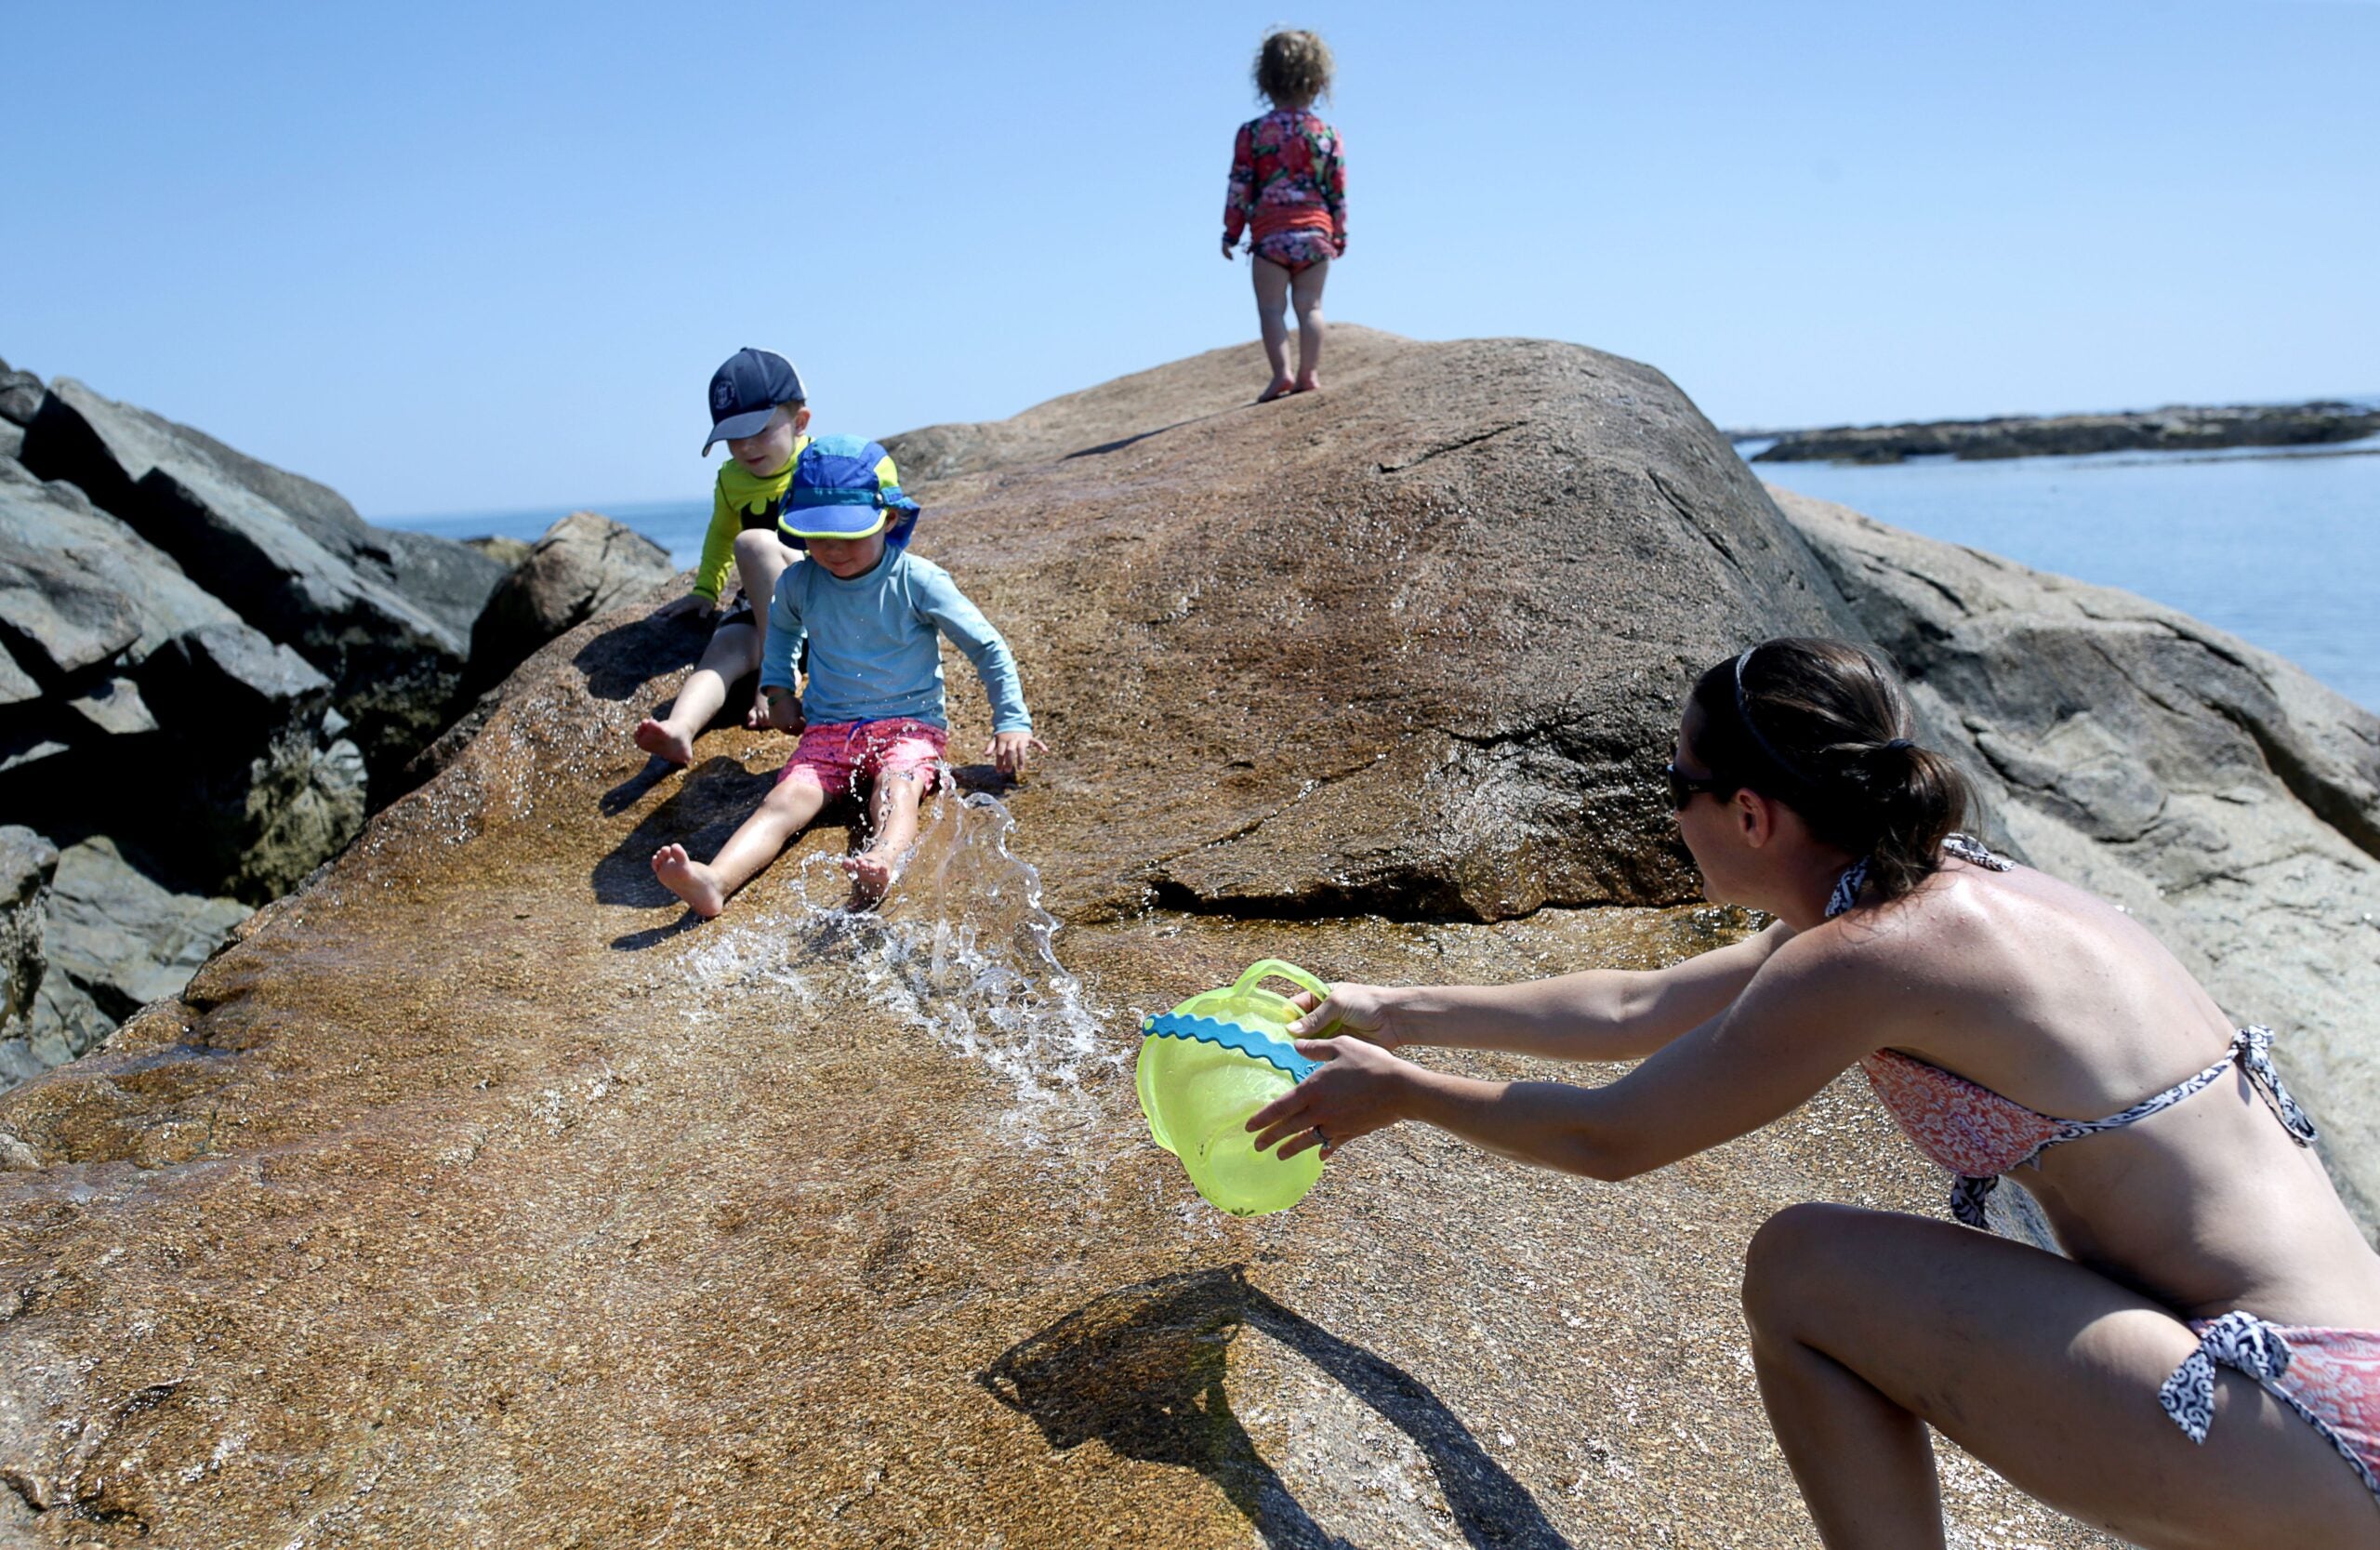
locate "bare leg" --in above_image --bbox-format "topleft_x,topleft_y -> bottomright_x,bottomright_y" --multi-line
730,530 -> 797,726
635,619 -> 758,765
1741,1203 -> 2380,1549
842,770 -> 928,910
1251,258 -> 1295,402
1290,258 -> 1329,392
651,771 -> 831,919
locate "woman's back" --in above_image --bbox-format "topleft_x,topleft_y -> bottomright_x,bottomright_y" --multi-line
1848,857 -> 2380,1324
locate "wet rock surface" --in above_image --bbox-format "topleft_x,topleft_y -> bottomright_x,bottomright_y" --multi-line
0,336 -> 2113,1547
1775,485 -> 2380,1231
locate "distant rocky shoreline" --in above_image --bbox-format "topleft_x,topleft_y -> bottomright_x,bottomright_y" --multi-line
1742,398 -> 2380,464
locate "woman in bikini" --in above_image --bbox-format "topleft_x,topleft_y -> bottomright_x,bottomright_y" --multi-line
1222,29 -> 1346,404
1250,636 -> 2380,1547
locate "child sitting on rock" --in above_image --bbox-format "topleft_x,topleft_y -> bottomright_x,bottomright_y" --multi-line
639,346 -> 885,766
651,438 -> 1041,916
1222,29 -> 1346,404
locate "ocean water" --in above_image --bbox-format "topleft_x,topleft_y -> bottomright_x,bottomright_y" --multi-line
384,429 -> 2380,714
1741,436 -> 2380,712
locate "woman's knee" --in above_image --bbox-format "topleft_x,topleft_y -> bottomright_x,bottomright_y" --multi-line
1742,1201 -> 1869,1333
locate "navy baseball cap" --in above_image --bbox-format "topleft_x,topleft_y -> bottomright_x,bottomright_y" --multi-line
702,348 -> 806,451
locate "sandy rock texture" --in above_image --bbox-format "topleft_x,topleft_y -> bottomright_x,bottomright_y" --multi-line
0,334 -> 2111,1546
1775,485 -> 2380,1230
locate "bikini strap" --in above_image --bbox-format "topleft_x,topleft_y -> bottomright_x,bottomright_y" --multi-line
1826,833 -> 2013,922
2233,1026 -> 2318,1146
1941,831 -> 2014,870
2160,1312 -> 2293,1444
1823,857 -> 1871,921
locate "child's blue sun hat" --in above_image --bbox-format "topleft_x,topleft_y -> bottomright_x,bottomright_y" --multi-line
777,434 -> 922,550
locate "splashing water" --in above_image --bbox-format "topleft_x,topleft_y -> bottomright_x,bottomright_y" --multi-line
668,777 -> 1114,1124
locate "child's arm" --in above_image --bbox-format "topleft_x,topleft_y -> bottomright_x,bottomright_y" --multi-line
1320,122 -> 1347,253
758,571 -> 807,731
1222,122 -> 1256,256
687,479 -> 740,607
914,572 -> 1038,773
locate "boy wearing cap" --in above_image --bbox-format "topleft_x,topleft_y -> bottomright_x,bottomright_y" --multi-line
639,347 -> 900,765
650,436 -> 1043,915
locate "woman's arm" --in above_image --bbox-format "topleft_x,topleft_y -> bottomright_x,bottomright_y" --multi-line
1251,931 -> 1878,1178
1288,921 -> 1791,1064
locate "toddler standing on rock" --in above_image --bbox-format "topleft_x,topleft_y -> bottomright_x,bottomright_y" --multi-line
651,440 -> 1042,916
1223,29 -> 1346,404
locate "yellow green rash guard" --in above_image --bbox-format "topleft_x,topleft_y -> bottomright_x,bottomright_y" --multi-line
693,439 -> 805,602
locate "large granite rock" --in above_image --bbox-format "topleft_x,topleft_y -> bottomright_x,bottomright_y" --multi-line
903,327 -> 1869,921
464,510 -> 675,694
1772,485 -> 2380,1230
0,335 -> 2107,1548
18,379 -> 500,785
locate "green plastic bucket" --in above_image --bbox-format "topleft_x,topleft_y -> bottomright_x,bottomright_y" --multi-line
1137,959 -> 1329,1216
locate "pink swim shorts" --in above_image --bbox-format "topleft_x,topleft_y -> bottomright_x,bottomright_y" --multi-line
777,718 -> 947,797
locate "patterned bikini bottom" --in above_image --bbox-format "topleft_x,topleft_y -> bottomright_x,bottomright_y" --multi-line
1251,228 -> 1338,274
2162,1312 -> 2380,1503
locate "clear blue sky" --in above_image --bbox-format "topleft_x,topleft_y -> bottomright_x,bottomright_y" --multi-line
7,1 -> 2373,517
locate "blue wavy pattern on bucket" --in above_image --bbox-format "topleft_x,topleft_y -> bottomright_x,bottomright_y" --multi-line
1140,1012 -> 1320,1080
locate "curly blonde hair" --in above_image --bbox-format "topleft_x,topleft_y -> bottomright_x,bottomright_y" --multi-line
1253,29 -> 1333,107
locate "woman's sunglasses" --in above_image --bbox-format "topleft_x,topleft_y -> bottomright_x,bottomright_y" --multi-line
1663,763 -> 1733,811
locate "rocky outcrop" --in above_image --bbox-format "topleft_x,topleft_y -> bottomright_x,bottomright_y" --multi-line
0,460 -> 364,905
18,380 -> 496,788
1772,484 -> 2380,1227
464,510 -> 674,694
0,333 -> 2109,1548
0,362 -> 489,1092
1750,399 -> 2380,464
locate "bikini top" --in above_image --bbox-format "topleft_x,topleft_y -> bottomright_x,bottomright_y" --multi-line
1830,835 -> 2319,1228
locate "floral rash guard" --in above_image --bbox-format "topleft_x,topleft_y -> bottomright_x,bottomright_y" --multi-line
1223,108 -> 1346,255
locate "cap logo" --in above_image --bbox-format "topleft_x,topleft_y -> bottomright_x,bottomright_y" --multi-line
712,379 -> 737,412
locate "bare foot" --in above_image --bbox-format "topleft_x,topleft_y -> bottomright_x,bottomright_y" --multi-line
840,851 -> 898,911
633,718 -> 694,767
652,843 -> 726,918
1292,372 -> 1323,394
1256,377 -> 1296,404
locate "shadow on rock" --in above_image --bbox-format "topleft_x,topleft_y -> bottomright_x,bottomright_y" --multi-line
591,757 -> 775,907
571,611 -> 707,703
980,1265 -> 1569,1550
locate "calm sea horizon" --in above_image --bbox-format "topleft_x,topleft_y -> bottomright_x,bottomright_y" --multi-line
383,427 -> 2380,715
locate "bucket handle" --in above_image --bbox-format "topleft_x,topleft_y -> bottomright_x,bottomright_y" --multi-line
1233,959 -> 1330,1007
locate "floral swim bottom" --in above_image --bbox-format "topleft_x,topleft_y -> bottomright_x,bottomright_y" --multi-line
1250,228 -> 1338,274
2161,1311 -> 2380,1503
778,718 -> 946,798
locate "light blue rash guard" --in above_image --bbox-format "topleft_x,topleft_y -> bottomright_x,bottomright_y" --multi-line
760,549 -> 1030,733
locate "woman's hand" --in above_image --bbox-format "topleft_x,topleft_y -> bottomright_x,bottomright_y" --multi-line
1284,982 -> 1407,1049
985,730 -> 1050,776
656,593 -> 714,621
1246,1036 -> 1418,1159
1221,234 -> 1237,259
